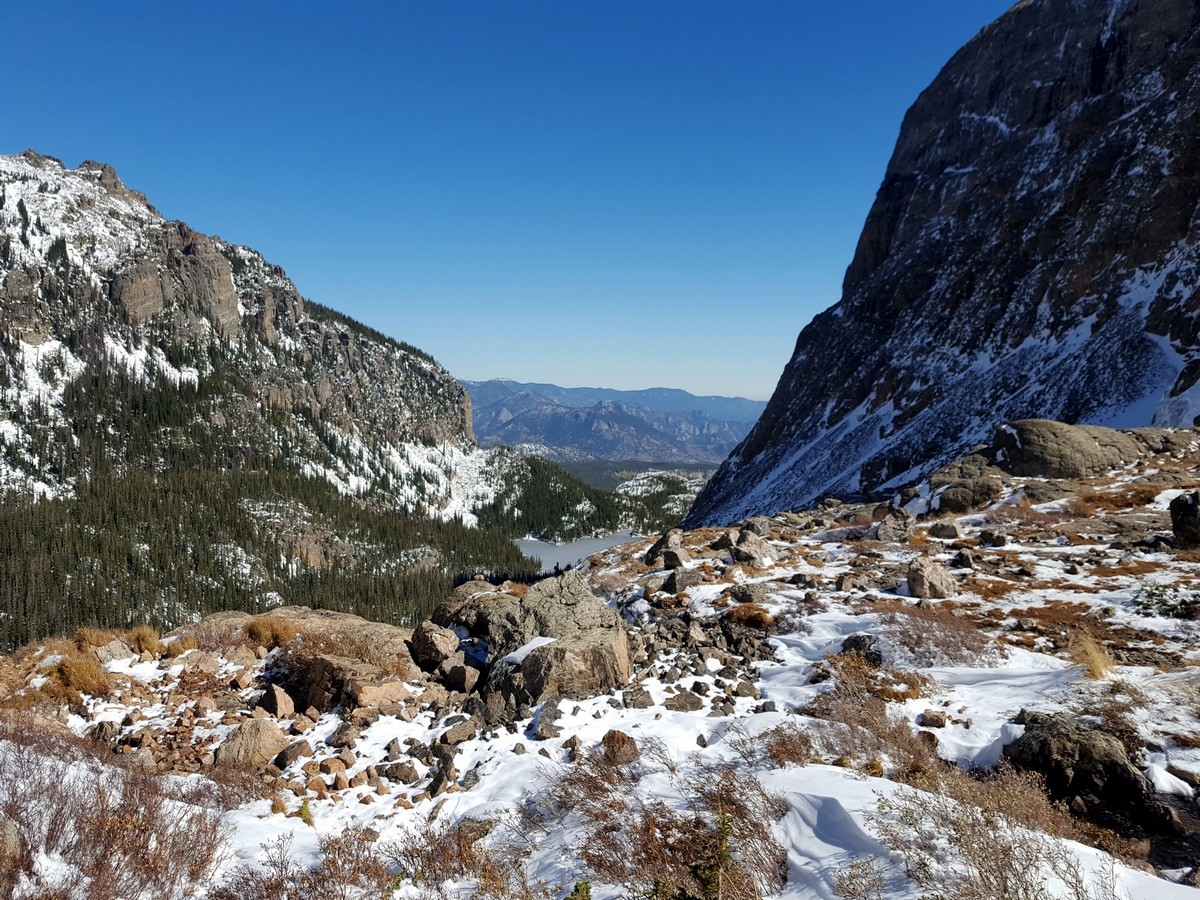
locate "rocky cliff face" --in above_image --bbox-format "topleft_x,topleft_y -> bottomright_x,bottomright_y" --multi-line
0,150 -> 482,513
688,0 -> 1200,526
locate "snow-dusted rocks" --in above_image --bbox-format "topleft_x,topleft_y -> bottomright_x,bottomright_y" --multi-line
434,572 -> 633,705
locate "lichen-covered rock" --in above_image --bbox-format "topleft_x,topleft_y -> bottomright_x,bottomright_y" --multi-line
993,420 -> 1145,479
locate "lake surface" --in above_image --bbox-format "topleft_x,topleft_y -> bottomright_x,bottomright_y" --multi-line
516,531 -> 643,573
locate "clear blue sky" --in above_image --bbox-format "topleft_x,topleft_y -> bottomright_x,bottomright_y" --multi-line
2,1 -> 1013,400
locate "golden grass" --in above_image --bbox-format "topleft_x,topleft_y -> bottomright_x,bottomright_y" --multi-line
243,617 -> 299,649
75,627 -> 121,650
1068,633 -> 1115,679
126,624 -> 162,655
725,603 -> 775,630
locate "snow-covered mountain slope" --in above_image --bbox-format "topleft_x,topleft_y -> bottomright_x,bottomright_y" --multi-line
0,150 -> 488,513
687,0 -> 1200,527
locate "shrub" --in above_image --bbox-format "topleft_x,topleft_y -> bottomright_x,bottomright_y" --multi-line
863,767 -> 1126,900
883,604 -> 993,667
538,748 -> 786,900
0,713 -> 230,899
76,626 -> 121,649
385,817 -> 553,899
1133,583 -> 1200,619
762,721 -> 816,768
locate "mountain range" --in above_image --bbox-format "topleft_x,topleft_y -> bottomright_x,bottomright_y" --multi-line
462,378 -> 765,464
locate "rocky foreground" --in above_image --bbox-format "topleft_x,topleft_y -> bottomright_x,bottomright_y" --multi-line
1,419 -> 1200,898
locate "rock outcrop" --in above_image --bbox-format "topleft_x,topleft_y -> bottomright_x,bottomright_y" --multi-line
433,572 -> 632,705
687,0 -> 1200,526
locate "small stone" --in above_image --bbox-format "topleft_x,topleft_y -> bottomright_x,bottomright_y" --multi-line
921,709 -> 947,728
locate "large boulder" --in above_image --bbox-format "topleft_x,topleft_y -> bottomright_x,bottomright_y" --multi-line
435,571 -> 622,659
907,557 -> 957,599
298,654 -> 414,713
1170,491 -> 1200,549
1003,711 -> 1151,815
733,530 -> 779,564
436,572 -> 632,705
214,719 -> 290,769
497,629 -> 632,705
875,509 -> 914,542
992,420 -> 1144,479
928,452 -> 1005,513
183,607 -> 420,679
410,621 -> 460,672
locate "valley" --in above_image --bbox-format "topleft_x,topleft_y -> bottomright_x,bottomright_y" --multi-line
3,0 -> 1200,897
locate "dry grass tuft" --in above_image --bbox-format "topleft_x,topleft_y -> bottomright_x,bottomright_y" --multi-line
1068,633 -> 1115,679
127,624 -> 162,655
725,602 -> 775,630
243,617 -> 299,649
54,655 -> 113,698
162,634 -> 199,658
75,627 -> 121,649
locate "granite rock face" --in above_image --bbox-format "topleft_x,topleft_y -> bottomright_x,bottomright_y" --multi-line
688,0 -> 1200,526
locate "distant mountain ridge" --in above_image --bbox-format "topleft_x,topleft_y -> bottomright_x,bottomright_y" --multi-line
461,379 -> 766,464
687,0 -> 1200,526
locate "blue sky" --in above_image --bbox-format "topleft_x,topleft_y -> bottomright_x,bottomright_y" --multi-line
2,1 -> 1013,400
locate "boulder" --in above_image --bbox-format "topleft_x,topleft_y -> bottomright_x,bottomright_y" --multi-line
733,530 -> 778,564
927,521 -> 962,540
93,637 -> 134,664
599,729 -> 640,766
1170,491 -> 1200,549
411,621 -> 460,672
645,529 -> 685,563
214,719 -> 290,769
875,509 -> 914,542
259,684 -> 295,718
1003,711 -> 1151,812
296,654 -> 413,714
992,420 -> 1144,479
743,516 -> 775,537
907,557 -> 957,599
274,740 -> 312,769
929,453 -> 1005,513
497,629 -> 632,705
725,582 -> 773,605
436,571 -> 621,660
920,709 -> 947,728
663,569 -> 704,595
665,691 -> 704,712
661,547 -> 691,569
